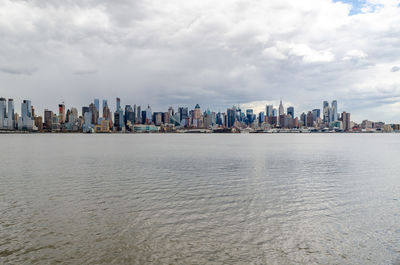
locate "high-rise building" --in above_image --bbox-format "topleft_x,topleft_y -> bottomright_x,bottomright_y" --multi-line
153,112 -> 162,126
82,106 -> 89,118
7,99 -> 14,129
306,111 -> 314,127
146,105 -> 152,124
141,110 -> 147,124
34,116 -> 43,131
323,101 -> 330,123
342,112 -> 351,131
67,108 -> 79,125
94,98 -> 100,113
59,103 -> 65,124
331,100 -> 338,121
114,101 -> 124,130
203,112 -> 212,128
163,112 -> 170,124
83,111 -> 93,132
0,97 -> 6,129
227,107 -> 236,128
179,107 -> 188,121
102,100 -> 108,117
168,107 -> 174,117
300,112 -> 306,126
89,103 -> 99,125
258,112 -> 265,124
65,109 -> 70,123
116,98 -> 121,112
136,105 -> 141,123
246,109 -> 254,125
125,105 -> 134,127
279,99 -> 284,117
44,109 -> 53,130
266,105 -> 273,117
21,100 -> 33,130
235,106 -> 242,122
192,104 -> 201,127
287,106 -> 294,118
272,108 -> 278,117
312,109 -> 320,121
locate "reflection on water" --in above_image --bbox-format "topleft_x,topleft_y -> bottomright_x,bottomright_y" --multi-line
0,134 -> 400,264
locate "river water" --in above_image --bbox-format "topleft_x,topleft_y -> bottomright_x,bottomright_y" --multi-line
0,134 -> 399,264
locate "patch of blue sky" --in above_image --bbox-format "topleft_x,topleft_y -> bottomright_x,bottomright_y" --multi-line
333,0 -> 383,15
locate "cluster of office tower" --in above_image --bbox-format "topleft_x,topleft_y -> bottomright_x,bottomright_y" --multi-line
0,96 -> 397,133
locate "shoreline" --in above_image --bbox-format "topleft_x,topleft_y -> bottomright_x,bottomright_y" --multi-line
1,130 -> 399,134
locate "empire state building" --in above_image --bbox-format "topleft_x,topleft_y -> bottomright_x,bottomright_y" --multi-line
279,99 -> 284,116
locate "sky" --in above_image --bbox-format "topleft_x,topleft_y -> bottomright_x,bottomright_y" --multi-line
1,0 -> 400,122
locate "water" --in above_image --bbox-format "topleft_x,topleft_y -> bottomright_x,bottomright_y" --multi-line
0,134 -> 399,264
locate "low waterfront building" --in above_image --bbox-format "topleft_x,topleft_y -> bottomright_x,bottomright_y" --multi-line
94,119 -> 110,133
133,124 -> 159,133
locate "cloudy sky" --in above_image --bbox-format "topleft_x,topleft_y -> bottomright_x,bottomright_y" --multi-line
1,0 -> 400,122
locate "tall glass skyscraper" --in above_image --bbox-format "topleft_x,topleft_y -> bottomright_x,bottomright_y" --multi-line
0,97 -> 6,129
331,100 -> 338,121
7,99 -> 14,129
266,105 -> 273,117
287,106 -> 294,118
94,98 -> 100,113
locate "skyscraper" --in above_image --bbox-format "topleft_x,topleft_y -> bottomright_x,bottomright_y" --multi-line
82,106 -> 89,118
0,98 -> 6,129
21,100 -> 33,130
258,112 -> 265,124
7,99 -> 14,129
323,101 -> 330,123
103,104 -> 112,128
178,107 -> 188,122
125,105 -> 134,127
114,109 -> 123,131
266,105 -> 273,117
116,98 -> 121,112
227,107 -> 236,128
278,99 -> 284,126
94,98 -> 100,113
192,104 -> 201,127
331,100 -> 338,121
102,100 -> 108,117
312,109 -> 320,121
59,103 -> 65,124
168,106 -> 174,117
89,103 -> 99,125
300,112 -> 306,126
287,106 -> 294,118
146,105 -> 152,124
306,111 -> 314,127
136,105 -> 141,123
246,109 -> 254,125
279,99 -> 284,116
342,112 -> 351,131
44,109 -> 53,130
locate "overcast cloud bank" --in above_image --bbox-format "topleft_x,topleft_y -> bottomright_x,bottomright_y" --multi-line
1,0 -> 400,122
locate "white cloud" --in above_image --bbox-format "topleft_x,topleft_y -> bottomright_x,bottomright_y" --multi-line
342,49 -> 368,60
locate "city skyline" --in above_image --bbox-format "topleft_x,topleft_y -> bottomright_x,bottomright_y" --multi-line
1,95 -> 398,133
0,95 -> 397,125
1,0 -> 400,123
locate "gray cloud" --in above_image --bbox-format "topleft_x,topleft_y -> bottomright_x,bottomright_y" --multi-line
73,69 -> 98,75
0,66 -> 38,76
1,0 -> 400,122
